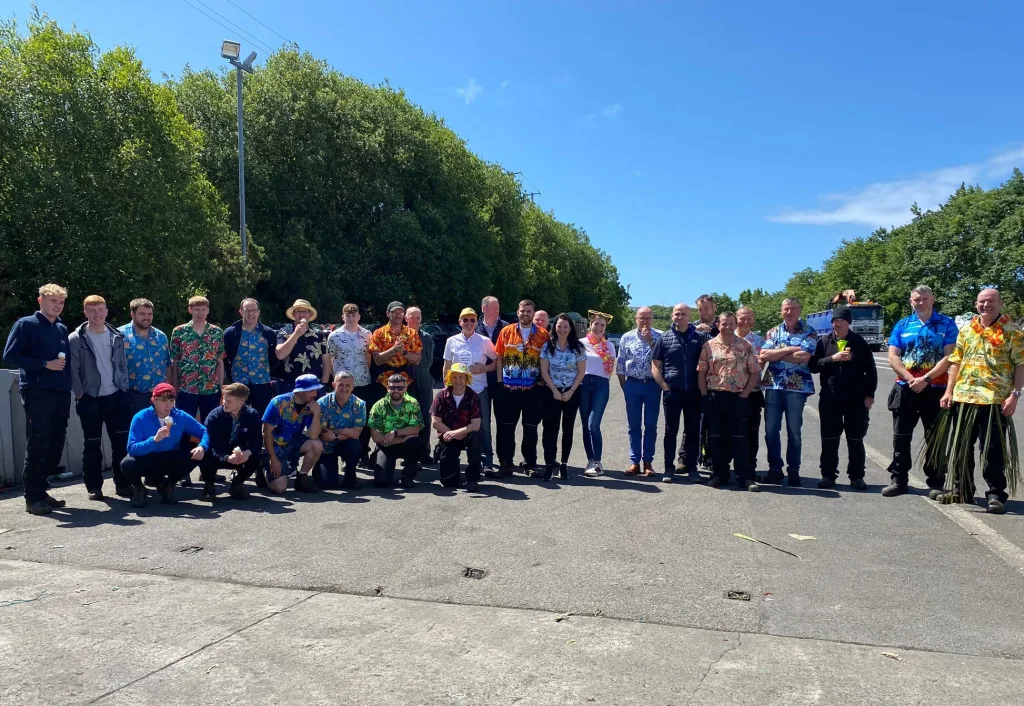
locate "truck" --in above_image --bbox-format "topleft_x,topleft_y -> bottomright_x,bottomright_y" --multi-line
806,289 -> 886,351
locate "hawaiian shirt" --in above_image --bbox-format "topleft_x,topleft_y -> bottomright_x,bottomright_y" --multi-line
316,391 -> 367,453
698,336 -> 761,393
119,323 -> 170,393
430,387 -> 481,430
615,328 -> 663,381
494,323 -> 550,389
276,323 -> 329,383
948,315 -> 1024,405
540,342 -> 587,389
740,330 -> 766,391
368,325 -> 423,387
169,322 -> 225,395
761,319 -> 817,394
233,327 -> 271,386
888,311 -> 959,387
327,327 -> 373,387
367,394 -> 423,434
262,392 -> 314,448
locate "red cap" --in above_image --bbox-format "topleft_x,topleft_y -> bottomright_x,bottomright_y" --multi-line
151,383 -> 176,399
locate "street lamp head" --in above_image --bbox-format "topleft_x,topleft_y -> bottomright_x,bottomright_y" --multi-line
221,40 -> 241,60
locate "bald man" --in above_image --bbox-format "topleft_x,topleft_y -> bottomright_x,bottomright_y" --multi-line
616,307 -> 663,475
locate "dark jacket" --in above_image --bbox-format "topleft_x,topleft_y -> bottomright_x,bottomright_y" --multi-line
68,322 -> 129,398
3,311 -> 72,392
203,404 -> 264,464
809,331 -> 878,402
477,317 -> 508,390
223,320 -> 279,383
652,323 -> 709,392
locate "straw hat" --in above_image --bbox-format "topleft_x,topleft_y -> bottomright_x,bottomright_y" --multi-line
285,299 -> 318,322
444,362 -> 473,387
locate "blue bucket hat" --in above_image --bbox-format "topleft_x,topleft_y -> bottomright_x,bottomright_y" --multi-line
293,374 -> 321,393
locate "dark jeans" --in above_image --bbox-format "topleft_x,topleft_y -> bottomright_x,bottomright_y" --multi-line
130,390 -> 153,413
355,384 -> 383,457
414,373 -> 434,455
495,386 -> 543,468
746,391 -> 764,471
373,437 -> 423,487
818,395 -> 869,480
663,388 -> 701,473
887,383 -> 945,489
20,388 -> 71,502
542,387 -> 581,465
437,432 -> 482,487
177,391 -> 220,422
121,443 -> 192,488
708,391 -> 754,483
76,392 -> 132,492
955,403 -> 1010,502
245,382 -> 275,418
199,454 -> 261,485
314,438 -> 362,488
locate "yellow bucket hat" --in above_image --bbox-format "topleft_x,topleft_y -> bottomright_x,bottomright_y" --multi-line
286,299 -> 318,322
459,307 -> 477,320
445,362 -> 473,387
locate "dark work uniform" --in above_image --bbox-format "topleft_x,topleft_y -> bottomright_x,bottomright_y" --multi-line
809,331 -> 878,481
652,323 -> 709,474
200,404 -> 263,486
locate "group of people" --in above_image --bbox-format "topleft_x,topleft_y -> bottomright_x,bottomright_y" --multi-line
4,283 -> 1022,516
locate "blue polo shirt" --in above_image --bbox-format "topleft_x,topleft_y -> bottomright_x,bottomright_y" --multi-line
651,323 -> 707,392
888,311 -> 959,387
3,312 -> 72,392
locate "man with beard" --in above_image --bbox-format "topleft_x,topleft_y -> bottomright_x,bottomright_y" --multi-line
119,298 -> 171,412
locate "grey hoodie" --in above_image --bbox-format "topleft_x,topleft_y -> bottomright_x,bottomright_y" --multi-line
68,322 -> 129,398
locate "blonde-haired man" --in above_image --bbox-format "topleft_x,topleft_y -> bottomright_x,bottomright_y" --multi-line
3,284 -> 73,514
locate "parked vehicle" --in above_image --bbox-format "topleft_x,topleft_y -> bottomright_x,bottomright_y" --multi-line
806,289 -> 886,351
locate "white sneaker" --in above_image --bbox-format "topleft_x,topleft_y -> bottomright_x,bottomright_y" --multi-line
584,462 -> 602,478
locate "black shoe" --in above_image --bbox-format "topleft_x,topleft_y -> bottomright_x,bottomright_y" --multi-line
466,481 -> 480,493
254,467 -> 268,489
228,482 -> 250,500
850,478 -> 868,491
400,477 -> 416,489
707,476 -> 726,488
87,488 -> 105,501
927,488 -> 944,501
114,486 -> 134,499
816,477 -> 836,489
787,474 -> 802,487
558,463 -> 568,480
542,464 -> 554,481
527,465 -> 542,478
294,474 -> 319,493
340,478 -> 361,490
25,499 -> 53,515
485,464 -> 513,479
744,479 -> 761,493
130,487 -> 148,508
179,473 -> 193,488
43,493 -> 66,508
761,471 -> 784,485
881,483 -> 907,497
987,498 -> 1006,514
201,482 -> 217,502
159,482 -> 177,505
662,473 -> 674,483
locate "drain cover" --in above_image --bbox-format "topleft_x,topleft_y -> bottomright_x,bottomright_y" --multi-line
463,567 -> 486,579
724,590 -> 750,601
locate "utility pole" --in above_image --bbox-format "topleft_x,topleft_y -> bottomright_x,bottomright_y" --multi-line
221,41 -> 257,264
527,191 -> 540,203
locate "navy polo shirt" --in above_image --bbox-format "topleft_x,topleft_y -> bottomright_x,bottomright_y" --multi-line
3,311 -> 72,392
651,323 -> 707,392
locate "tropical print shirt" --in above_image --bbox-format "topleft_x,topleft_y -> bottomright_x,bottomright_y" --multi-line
368,325 -> 423,387
494,323 -> 550,389
316,391 -> 367,453
119,323 -> 170,393
276,323 -> 329,383
698,336 -> 761,393
615,328 -> 662,381
541,342 -> 587,389
948,315 -> 1024,405
233,327 -> 271,386
262,392 -> 314,448
367,394 -> 423,434
430,387 -> 481,430
327,327 -> 373,387
169,322 -> 224,395
888,311 -> 959,388
761,319 -> 817,394
740,330 -> 766,391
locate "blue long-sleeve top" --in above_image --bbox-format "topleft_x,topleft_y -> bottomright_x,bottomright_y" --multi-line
3,312 -> 72,391
127,406 -> 209,457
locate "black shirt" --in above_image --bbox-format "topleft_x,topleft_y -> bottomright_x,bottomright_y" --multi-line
809,331 -> 878,402
3,311 -> 72,392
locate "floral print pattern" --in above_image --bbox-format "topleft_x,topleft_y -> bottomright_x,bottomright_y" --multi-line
119,323 -> 170,393
698,336 -> 761,393
277,323 -> 329,383
761,319 -> 817,394
949,315 -> 1024,405
169,322 -> 224,395
368,325 -> 423,387
494,324 -> 550,389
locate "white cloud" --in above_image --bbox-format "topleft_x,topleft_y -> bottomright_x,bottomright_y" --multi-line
498,79 -> 509,92
602,103 -> 624,120
456,78 -> 483,104
769,148 -> 1024,228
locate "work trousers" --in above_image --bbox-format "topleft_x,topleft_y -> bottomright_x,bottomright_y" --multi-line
121,443 -> 193,488
20,388 -> 71,502
437,433 -> 482,487
495,385 -> 543,468
745,391 -> 765,472
953,403 -> 1010,503
130,391 -> 153,413
542,387 -> 581,466
886,383 -> 945,490
373,437 -> 423,487
707,391 -> 755,483
355,384 -> 383,458
244,382 -> 275,419
818,395 -> 869,481
477,386 -> 493,466
663,388 -> 701,473
314,438 -> 362,489
76,392 -> 131,492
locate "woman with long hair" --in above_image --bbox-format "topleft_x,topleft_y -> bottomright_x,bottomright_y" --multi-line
539,314 -> 587,480
580,311 -> 616,476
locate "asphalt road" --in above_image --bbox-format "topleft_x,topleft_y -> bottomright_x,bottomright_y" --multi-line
2,356 -> 1023,704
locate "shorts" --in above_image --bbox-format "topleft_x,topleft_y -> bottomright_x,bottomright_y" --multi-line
272,434 -> 310,476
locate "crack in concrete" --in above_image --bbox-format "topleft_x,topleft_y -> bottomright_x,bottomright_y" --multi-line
689,632 -> 742,701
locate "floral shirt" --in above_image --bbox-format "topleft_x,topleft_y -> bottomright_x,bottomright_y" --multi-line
119,323 -> 170,393
169,322 -> 225,395
262,392 -> 314,448
541,342 -> 587,389
233,327 -> 271,386
277,323 -> 329,384
761,319 -> 817,394
615,328 -> 662,381
698,336 -> 761,393
740,331 -> 766,390
430,387 -> 481,430
368,325 -> 423,387
948,315 -> 1024,405
494,323 -> 550,389
888,312 -> 959,388
316,391 -> 367,453
327,327 -> 373,387
367,394 -> 423,434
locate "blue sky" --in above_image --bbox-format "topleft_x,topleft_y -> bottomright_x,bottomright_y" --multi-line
14,0 -> 1024,307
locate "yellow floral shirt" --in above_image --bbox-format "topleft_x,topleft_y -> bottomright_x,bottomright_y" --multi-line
948,315 -> 1024,405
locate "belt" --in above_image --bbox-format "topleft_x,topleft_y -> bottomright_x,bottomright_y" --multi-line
626,377 -> 655,383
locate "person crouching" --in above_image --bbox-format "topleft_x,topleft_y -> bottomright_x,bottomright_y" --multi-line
432,363 -> 483,491
199,383 -> 263,501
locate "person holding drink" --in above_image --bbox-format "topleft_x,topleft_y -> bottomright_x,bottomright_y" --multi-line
369,301 -> 423,390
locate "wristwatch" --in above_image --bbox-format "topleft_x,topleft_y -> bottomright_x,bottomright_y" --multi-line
1012,389 -> 1022,399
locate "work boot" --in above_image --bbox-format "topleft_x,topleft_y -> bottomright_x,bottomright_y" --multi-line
707,475 -> 726,488
159,481 -> 177,505
881,483 -> 907,497
400,476 -> 416,489
542,464 -> 555,482
228,481 -> 250,500
787,473 -> 802,487
559,463 -> 568,480
466,481 -> 480,493
485,464 -> 513,479
43,493 -> 66,508
201,482 -> 217,502
25,499 -> 53,515
816,477 -> 836,489
179,472 -> 193,488
294,473 -> 319,493
130,487 -> 148,508
986,497 -> 1006,515
87,488 -> 105,501
761,470 -> 784,485
849,478 -> 868,491
687,470 -> 704,484
254,466 -> 268,488
114,486 -> 134,499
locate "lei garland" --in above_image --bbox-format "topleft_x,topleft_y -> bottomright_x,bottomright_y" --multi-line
586,333 -> 615,375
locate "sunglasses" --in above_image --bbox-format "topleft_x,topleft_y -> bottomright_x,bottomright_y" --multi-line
387,384 -> 406,390
461,317 -> 477,323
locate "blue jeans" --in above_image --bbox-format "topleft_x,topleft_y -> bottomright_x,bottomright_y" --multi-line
623,378 -> 661,464
764,390 -> 809,474
579,375 -> 610,462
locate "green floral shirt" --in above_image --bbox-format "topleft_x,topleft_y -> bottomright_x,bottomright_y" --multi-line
169,322 -> 224,395
367,394 -> 423,434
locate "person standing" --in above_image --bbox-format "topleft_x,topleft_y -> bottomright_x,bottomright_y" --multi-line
200,383 -> 263,501
809,306 -> 877,490
262,374 -> 323,494
275,299 -> 331,388
327,303 -> 375,465
938,288 -> 1024,514
697,312 -> 761,491
693,294 -> 719,469
759,297 -> 818,486
170,296 -> 225,422
3,283 -> 72,515
533,310 -> 550,332
315,371 -> 366,490
432,363 -> 483,491
223,298 -> 278,415
540,314 -> 588,481
881,285 -> 959,498
616,307 -> 662,476
367,374 -> 424,488
68,295 -> 132,500
369,301 -> 423,390
445,307 -> 498,467
404,306 -> 435,463
580,311 -> 616,477
735,306 -> 766,474
475,296 -> 508,469
119,298 -> 171,412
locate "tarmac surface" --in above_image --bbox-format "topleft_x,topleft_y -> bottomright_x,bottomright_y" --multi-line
2,356 -> 1022,705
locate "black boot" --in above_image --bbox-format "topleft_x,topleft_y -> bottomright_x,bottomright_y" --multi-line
542,464 -> 555,481
294,473 -> 319,493
558,463 -> 568,480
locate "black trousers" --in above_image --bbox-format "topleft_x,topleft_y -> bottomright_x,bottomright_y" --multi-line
121,444 -> 192,488
955,403 -> 1010,502
199,454 -> 261,485
542,388 -> 581,465
746,391 -> 764,472
496,386 -> 543,468
245,382 -> 275,419
20,388 -> 71,502
356,384 -> 383,457
819,395 -> 869,480
314,438 -> 362,488
76,392 -> 132,492
887,384 -> 944,489
708,391 -> 755,483
373,437 -> 422,487
663,388 -> 701,472
130,391 -> 153,413
437,433 -> 482,487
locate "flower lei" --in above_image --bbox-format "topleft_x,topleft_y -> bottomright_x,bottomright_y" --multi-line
586,333 -> 615,375
970,314 -> 1008,346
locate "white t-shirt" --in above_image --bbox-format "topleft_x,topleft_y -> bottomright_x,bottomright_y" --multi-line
581,336 -> 617,378
452,394 -> 464,407
443,332 -> 497,393
87,328 -> 119,396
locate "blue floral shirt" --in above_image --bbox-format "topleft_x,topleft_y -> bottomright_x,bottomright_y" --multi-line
262,393 -> 314,448
761,319 -> 817,394
615,328 -> 662,381
742,331 -> 766,391
541,342 -> 587,389
233,327 -> 271,386
118,323 -> 170,393
316,392 -> 367,453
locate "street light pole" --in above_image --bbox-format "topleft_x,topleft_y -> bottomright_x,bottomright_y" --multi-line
221,41 -> 257,264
